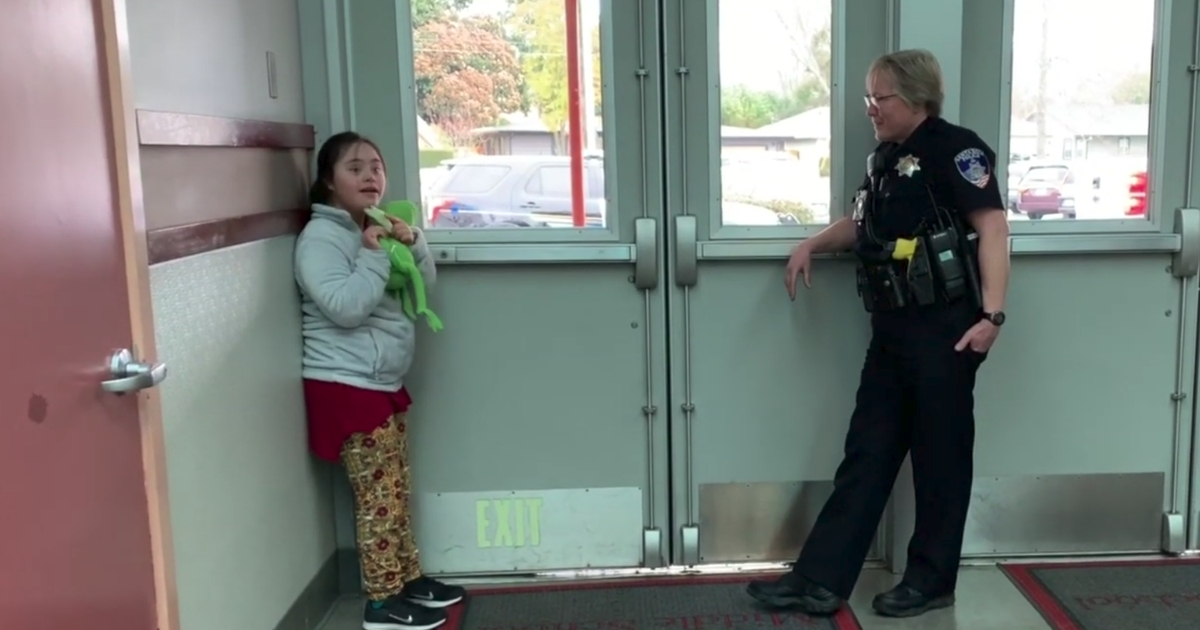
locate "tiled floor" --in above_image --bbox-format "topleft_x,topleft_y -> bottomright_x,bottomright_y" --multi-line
318,566 -> 1051,630
850,567 -> 1049,629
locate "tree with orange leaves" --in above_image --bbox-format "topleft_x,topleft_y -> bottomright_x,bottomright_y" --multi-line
413,17 -> 526,146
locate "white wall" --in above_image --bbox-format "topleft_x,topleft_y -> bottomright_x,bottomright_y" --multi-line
150,239 -> 334,630
127,0 -> 306,122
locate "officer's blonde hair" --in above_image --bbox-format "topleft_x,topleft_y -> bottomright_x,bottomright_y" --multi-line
869,49 -> 945,119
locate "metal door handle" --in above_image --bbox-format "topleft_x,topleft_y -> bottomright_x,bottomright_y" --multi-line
633,217 -> 658,290
674,215 -> 697,287
101,348 -> 168,395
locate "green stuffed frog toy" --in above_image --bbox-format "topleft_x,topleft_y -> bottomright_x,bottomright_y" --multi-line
363,200 -> 443,332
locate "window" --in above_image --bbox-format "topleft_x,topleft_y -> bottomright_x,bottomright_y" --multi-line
717,0 -> 833,227
526,166 -> 572,197
440,164 -> 510,194
1008,0 -> 1154,221
411,0 -> 605,230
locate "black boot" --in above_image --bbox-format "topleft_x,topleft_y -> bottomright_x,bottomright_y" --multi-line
871,583 -> 955,617
746,572 -> 843,616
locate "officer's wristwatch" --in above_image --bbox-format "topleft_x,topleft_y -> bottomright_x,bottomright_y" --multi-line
982,311 -> 1006,327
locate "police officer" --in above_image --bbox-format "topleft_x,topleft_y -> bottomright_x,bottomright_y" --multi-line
746,49 -> 1011,619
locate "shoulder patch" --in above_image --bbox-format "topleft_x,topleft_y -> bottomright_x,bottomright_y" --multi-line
953,147 -> 991,188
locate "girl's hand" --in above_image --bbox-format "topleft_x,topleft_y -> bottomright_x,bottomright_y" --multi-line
362,225 -> 388,250
387,216 -> 415,245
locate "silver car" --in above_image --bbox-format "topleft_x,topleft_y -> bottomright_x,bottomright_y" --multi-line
422,155 -> 796,228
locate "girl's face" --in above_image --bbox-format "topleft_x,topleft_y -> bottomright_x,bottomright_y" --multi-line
328,142 -> 386,213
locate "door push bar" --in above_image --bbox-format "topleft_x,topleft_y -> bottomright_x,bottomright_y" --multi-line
674,215 -> 698,287
1165,207 -> 1199,553
634,217 -> 658,290
1172,207 -> 1200,278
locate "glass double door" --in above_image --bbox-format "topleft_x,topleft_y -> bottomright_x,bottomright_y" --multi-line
400,0 -> 888,573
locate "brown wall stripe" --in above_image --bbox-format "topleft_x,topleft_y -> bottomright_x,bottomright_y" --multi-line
147,208 -> 311,265
138,110 -> 315,262
136,110 -> 316,149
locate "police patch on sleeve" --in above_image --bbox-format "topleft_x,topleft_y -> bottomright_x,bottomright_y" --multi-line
954,147 -> 991,189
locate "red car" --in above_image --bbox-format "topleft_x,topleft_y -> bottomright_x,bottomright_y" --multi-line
1126,170 -> 1148,216
1014,165 -> 1077,219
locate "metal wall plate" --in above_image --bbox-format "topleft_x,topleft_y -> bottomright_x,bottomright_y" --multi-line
961,473 -> 1165,555
697,481 -> 882,564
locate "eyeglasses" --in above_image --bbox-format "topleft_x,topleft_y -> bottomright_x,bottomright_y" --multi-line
864,94 -> 900,108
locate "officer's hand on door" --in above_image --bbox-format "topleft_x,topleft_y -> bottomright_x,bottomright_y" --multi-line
785,242 -> 814,300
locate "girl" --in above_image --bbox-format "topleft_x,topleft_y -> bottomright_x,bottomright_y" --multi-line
295,132 -> 464,630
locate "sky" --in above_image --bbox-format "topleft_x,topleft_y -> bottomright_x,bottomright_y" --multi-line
1010,0 -> 1155,102
717,0 -> 832,92
454,0 -> 1156,101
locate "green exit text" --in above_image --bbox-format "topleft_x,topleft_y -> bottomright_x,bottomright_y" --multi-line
476,497 -> 544,548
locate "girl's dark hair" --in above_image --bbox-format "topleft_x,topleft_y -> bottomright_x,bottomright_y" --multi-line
308,131 -> 387,205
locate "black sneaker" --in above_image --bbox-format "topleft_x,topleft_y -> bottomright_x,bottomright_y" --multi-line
401,575 -> 467,608
362,597 -> 445,630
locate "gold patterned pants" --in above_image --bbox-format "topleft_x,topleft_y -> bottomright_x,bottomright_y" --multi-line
341,414 -> 422,601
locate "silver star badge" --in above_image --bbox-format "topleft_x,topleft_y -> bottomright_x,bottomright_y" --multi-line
896,155 -> 920,177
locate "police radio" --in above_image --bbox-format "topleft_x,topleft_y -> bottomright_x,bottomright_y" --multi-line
916,184 -> 971,303
858,149 -> 887,235
926,228 -> 968,302
867,150 -> 887,193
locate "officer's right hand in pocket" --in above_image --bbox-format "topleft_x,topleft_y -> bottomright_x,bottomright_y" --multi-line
785,242 -> 814,300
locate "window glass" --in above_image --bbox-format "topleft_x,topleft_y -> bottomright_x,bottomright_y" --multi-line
535,166 -> 573,198
717,0 -> 833,227
1008,0 -> 1154,221
411,0 -> 606,229
441,164 -> 510,193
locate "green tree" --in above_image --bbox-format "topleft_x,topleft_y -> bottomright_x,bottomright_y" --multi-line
720,80 -> 827,129
774,6 -> 832,105
1111,70 -> 1151,105
721,87 -> 790,128
413,17 -> 526,145
792,24 -> 832,104
507,0 -> 602,144
720,15 -> 830,130
412,0 -> 473,27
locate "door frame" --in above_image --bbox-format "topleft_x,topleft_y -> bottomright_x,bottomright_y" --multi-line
96,1 -> 180,628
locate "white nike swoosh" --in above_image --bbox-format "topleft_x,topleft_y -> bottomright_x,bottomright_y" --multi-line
389,614 -> 413,623
410,592 -> 434,600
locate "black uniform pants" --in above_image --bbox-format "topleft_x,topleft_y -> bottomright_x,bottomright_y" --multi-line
793,300 -> 985,599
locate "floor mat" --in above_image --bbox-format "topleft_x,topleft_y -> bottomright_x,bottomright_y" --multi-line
445,573 -> 862,630
1000,557 -> 1200,629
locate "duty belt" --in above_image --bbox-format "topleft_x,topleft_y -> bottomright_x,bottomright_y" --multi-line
855,232 -> 979,313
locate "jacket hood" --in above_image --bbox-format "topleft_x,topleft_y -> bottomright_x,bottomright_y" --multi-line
311,203 -> 361,231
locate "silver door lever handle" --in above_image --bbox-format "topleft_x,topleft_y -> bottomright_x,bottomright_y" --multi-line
101,348 -> 168,395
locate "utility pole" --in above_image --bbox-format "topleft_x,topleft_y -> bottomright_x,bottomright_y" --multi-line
1035,0 -> 1051,157
580,0 -> 597,150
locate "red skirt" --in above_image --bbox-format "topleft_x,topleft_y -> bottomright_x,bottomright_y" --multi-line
303,378 -> 413,462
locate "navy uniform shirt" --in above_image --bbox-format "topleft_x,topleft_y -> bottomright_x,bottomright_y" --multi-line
853,117 -> 1005,248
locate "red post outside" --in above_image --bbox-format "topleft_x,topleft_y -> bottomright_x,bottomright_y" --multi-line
564,0 -> 586,227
